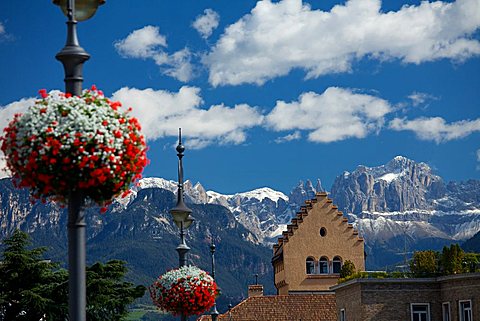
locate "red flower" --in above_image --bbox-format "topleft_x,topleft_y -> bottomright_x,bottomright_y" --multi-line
39,89 -> 48,99
1,87 -> 148,210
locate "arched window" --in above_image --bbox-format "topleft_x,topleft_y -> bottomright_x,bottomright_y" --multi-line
319,256 -> 329,274
333,256 -> 342,274
306,257 -> 315,274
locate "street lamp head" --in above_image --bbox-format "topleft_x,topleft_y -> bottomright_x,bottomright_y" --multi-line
183,216 -> 194,229
170,198 -> 192,227
53,0 -> 105,21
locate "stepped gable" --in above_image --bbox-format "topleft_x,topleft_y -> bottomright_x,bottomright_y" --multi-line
273,192 -> 363,257
272,191 -> 365,294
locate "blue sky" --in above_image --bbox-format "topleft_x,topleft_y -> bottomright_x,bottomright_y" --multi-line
0,0 -> 479,194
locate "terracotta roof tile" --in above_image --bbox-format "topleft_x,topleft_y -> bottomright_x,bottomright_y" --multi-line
198,294 -> 336,321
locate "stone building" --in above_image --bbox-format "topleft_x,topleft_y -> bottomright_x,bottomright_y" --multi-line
198,191 -> 479,321
332,273 -> 480,321
272,191 -> 365,294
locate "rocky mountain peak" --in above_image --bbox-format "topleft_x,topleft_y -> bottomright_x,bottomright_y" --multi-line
288,179 -> 317,205
331,156 -> 445,214
315,179 -> 325,192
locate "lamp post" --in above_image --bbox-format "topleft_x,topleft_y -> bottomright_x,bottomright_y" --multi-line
210,240 -> 219,321
170,128 -> 194,321
53,1 -> 104,321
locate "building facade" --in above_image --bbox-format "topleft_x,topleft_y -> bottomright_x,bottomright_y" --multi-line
272,192 -> 365,294
332,273 -> 480,321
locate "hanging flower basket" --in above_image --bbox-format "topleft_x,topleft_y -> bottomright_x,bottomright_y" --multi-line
0,86 -> 148,207
149,265 -> 219,316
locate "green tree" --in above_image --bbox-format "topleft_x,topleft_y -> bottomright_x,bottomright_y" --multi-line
86,260 -> 146,321
409,250 -> 438,277
339,260 -> 356,278
0,230 -> 145,321
440,244 -> 464,275
462,253 -> 480,273
0,230 -> 67,321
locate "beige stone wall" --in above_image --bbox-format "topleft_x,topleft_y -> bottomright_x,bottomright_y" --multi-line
274,194 -> 365,292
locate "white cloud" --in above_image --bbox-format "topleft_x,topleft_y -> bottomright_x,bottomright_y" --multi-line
205,0 -> 480,86
0,97 -> 36,178
265,87 -> 391,143
115,25 -> 166,58
408,92 -> 437,107
275,131 -> 301,143
115,26 -> 194,82
193,9 -> 220,39
111,86 -> 264,148
161,48 -> 194,83
389,117 -> 480,143
0,22 -> 4,36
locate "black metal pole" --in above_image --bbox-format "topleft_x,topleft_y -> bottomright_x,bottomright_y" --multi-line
67,191 -> 86,321
177,222 -> 189,321
210,241 -> 219,321
55,1 -> 89,321
176,221 -> 190,268
56,0 -> 90,96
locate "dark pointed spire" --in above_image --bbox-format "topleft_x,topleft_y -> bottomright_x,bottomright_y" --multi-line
170,128 -> 192,228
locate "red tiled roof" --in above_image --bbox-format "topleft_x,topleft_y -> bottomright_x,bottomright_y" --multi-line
198,294 -> 336,321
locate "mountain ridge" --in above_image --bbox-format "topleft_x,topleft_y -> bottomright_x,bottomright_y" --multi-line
1,155 -> 479,275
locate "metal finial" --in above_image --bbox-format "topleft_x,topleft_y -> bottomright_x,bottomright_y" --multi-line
176,128 -> 185,154
176,128 -> 185,194
254,274 -> 258,285
210,239 -> 216,253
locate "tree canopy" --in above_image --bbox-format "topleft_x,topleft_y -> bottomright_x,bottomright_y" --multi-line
0,230 -> 145,321
410,244 -> 480,277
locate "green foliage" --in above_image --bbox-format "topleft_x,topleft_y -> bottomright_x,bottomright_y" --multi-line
409,244 -> 479,276
0,230 -> 145,321
440,244 -> 464,275
338,244 -> 480,284
410,250 -> 438,277
0,230 -> 67,321
338,271 -> 388,283
86,260 -> 146,321
463,253 -> 480,273
339,260 -> 356,278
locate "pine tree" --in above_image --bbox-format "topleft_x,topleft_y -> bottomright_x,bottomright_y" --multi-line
86,260 -> 145,321
0,230 -> 67,320
0,230 -> 145,321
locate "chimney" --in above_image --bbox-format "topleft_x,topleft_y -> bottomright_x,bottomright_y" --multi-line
248,284 -> 264,297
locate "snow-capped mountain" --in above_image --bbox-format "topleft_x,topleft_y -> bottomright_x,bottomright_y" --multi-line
329,156 -> 480,268
116,157 -> 480,254
1,156 -> 479,270
120,177 -> 323,243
